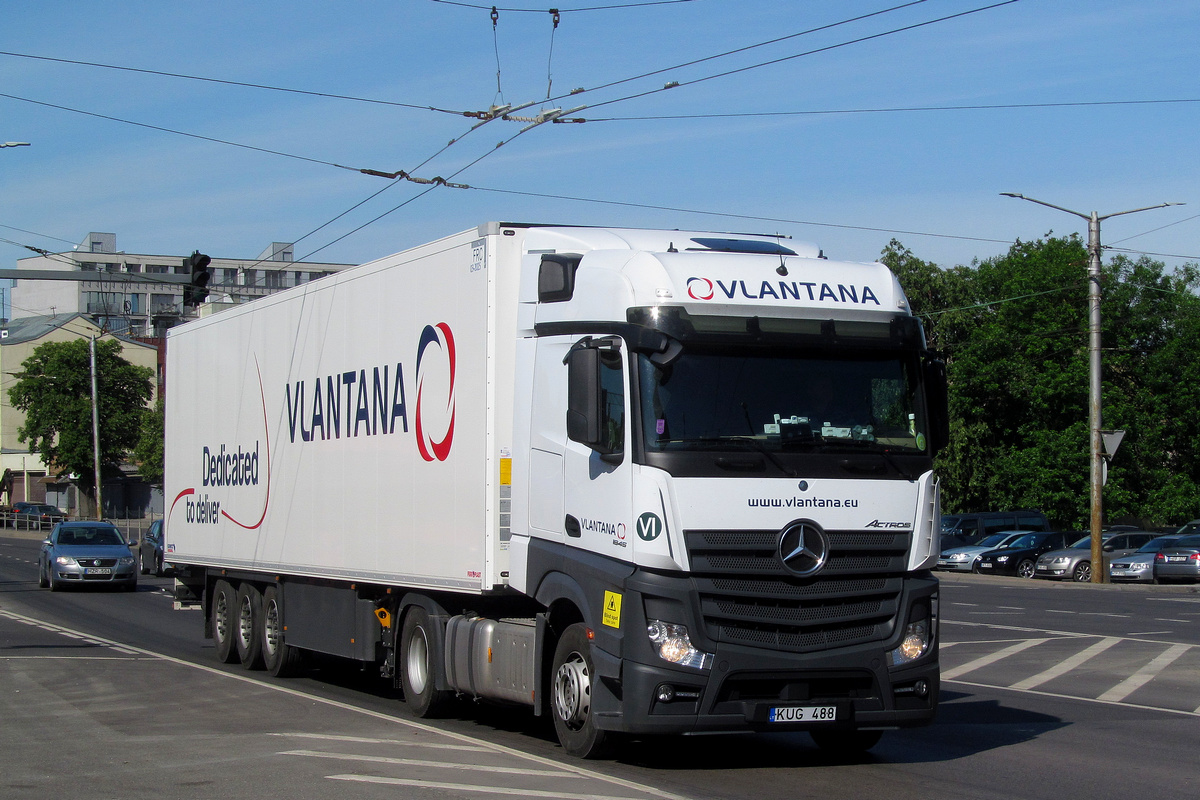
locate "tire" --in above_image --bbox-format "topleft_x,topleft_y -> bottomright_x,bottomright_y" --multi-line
261,585 -> 303,677
811,729 -> 883,755
970,558 -> 981,574
47,562 -> 62,592
235,584 -> 265,670
38,559 -> 49,588
1072,561 -> 1092,582
139,551 -> 150,575
153,552 -> 164,578
1017,559 -> 1036,579
400,607 -> 453,718
211,580 -> 240,664
551,623 -> 612,759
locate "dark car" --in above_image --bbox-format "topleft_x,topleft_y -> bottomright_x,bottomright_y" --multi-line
138,519 -> 167,576
11,502 -> 68,530
37,521 -> 137,591
1154,534 -> 1200,584
976,531 -> 1070,578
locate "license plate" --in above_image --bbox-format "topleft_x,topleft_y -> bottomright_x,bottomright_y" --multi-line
1167,556 -> 1187,562
84,568 -> 112,575
1035,565 -> 1049,571
980,563 -> 992,569
769,705 -> 837,723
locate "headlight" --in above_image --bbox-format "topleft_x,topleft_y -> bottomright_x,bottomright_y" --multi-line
889,600 -> 934,667
647,620 -> 714,670
118,557 -> 136,566
996,555 -> 1010,563
55,555 -> 78,566
1051,557 -> 1068,564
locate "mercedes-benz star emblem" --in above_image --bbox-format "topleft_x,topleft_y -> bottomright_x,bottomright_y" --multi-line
778,520 -> 830,578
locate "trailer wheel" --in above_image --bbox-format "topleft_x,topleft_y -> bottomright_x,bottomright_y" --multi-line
261,585 -> 303,677
400,607 -> 452,717
212,580 -> 239,664
810,729 -> 883,755
551,623 -> 612,759
235,584 -> 265,670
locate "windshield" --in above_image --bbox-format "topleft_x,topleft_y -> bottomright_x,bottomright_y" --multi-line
975,533 -> 1009,548
638,349 -> 928,455
1007,533 -> 1042,549
58,527 -> 125,546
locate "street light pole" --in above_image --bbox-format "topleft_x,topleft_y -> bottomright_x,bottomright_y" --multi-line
1000,193 -> 1184,582
90,336 -> 104,521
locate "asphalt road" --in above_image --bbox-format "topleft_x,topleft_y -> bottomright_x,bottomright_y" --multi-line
2,533 -> 1198,800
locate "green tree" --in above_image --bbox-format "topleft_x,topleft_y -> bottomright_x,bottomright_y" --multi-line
8,338 -> 154,514
134,397 -> 165,487
883,236 -> 1200,529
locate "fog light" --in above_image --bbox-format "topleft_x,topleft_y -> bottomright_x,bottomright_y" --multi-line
647,620 -> 714,670
656,684 -> 676,703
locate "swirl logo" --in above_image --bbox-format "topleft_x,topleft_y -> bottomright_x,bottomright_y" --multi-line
687,277 -> 714,300
415,323 -> 456,462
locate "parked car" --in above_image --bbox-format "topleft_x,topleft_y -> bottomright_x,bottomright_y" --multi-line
937,531 -> 1029,572
1035,530 -> 1159,582
1109,535 -> 1184,583
1153,534 -> 1200,584
138,519 -> 167,576
940,510 -> 1050,549
976,531 -> 1070,578
11,502 -> 68,530
37,521 -> 137,591
1172,519 -> 1200,536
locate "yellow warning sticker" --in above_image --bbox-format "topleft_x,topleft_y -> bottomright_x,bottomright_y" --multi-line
500,457 -> 512,486
602,590 -> 622,629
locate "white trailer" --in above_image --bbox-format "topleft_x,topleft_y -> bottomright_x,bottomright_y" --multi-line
166,223 -> 947,757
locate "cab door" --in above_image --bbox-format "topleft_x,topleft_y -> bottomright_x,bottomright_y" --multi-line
561,337 -> 635,556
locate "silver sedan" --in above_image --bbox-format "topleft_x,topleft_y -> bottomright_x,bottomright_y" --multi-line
38,521 -> 138,591
937,531 -> 1027,572
1109,535 -> 1183,583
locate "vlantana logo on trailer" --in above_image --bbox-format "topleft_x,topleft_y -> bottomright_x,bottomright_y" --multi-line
280,321 -> 457,463
414,323 -> 456,462
686,276 -> 881,305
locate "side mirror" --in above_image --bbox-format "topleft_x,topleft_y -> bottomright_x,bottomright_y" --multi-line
565,344 -> 623,461
566,347 -> 603,448
924,358 -> 950,455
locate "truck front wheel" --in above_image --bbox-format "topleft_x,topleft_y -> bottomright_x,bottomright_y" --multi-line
400,607 -> 452,717
551,623 -> 612,759
212,580 -> 239,663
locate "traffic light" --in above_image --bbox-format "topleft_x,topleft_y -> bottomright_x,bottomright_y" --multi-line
182,251 -> 212,307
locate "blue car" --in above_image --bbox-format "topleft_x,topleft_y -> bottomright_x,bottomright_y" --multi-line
38,521 -> 138,591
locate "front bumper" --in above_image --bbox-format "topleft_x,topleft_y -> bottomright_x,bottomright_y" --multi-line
589,572 -> 940,736
51,563 -> 137,584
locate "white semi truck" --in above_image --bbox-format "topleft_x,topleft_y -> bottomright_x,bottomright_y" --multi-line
164,223 -> 948,758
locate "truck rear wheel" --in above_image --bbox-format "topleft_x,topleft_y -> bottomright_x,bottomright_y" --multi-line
551,623 -> 612,759
212,580 -> 239,663
235,584 -> 265,670
261,585 -> 303,677
400,607 -> 452,717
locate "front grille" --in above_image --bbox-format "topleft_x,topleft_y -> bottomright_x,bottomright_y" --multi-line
76,558 -> 118,567
685,528 -> 909,653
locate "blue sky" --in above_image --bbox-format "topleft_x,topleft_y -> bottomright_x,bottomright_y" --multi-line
2,0 -> 1197,296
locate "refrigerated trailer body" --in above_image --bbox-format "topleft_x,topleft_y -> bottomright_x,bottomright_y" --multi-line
165,222 -> 947,757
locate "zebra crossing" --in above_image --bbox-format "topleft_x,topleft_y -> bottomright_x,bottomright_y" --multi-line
940,615 -> 1200,715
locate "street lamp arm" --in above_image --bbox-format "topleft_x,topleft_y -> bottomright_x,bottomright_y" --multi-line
1000,192 -> 1089,220
1096,201 -> 1185,222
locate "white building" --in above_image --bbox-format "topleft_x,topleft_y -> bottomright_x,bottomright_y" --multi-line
10,233 -> 354,337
